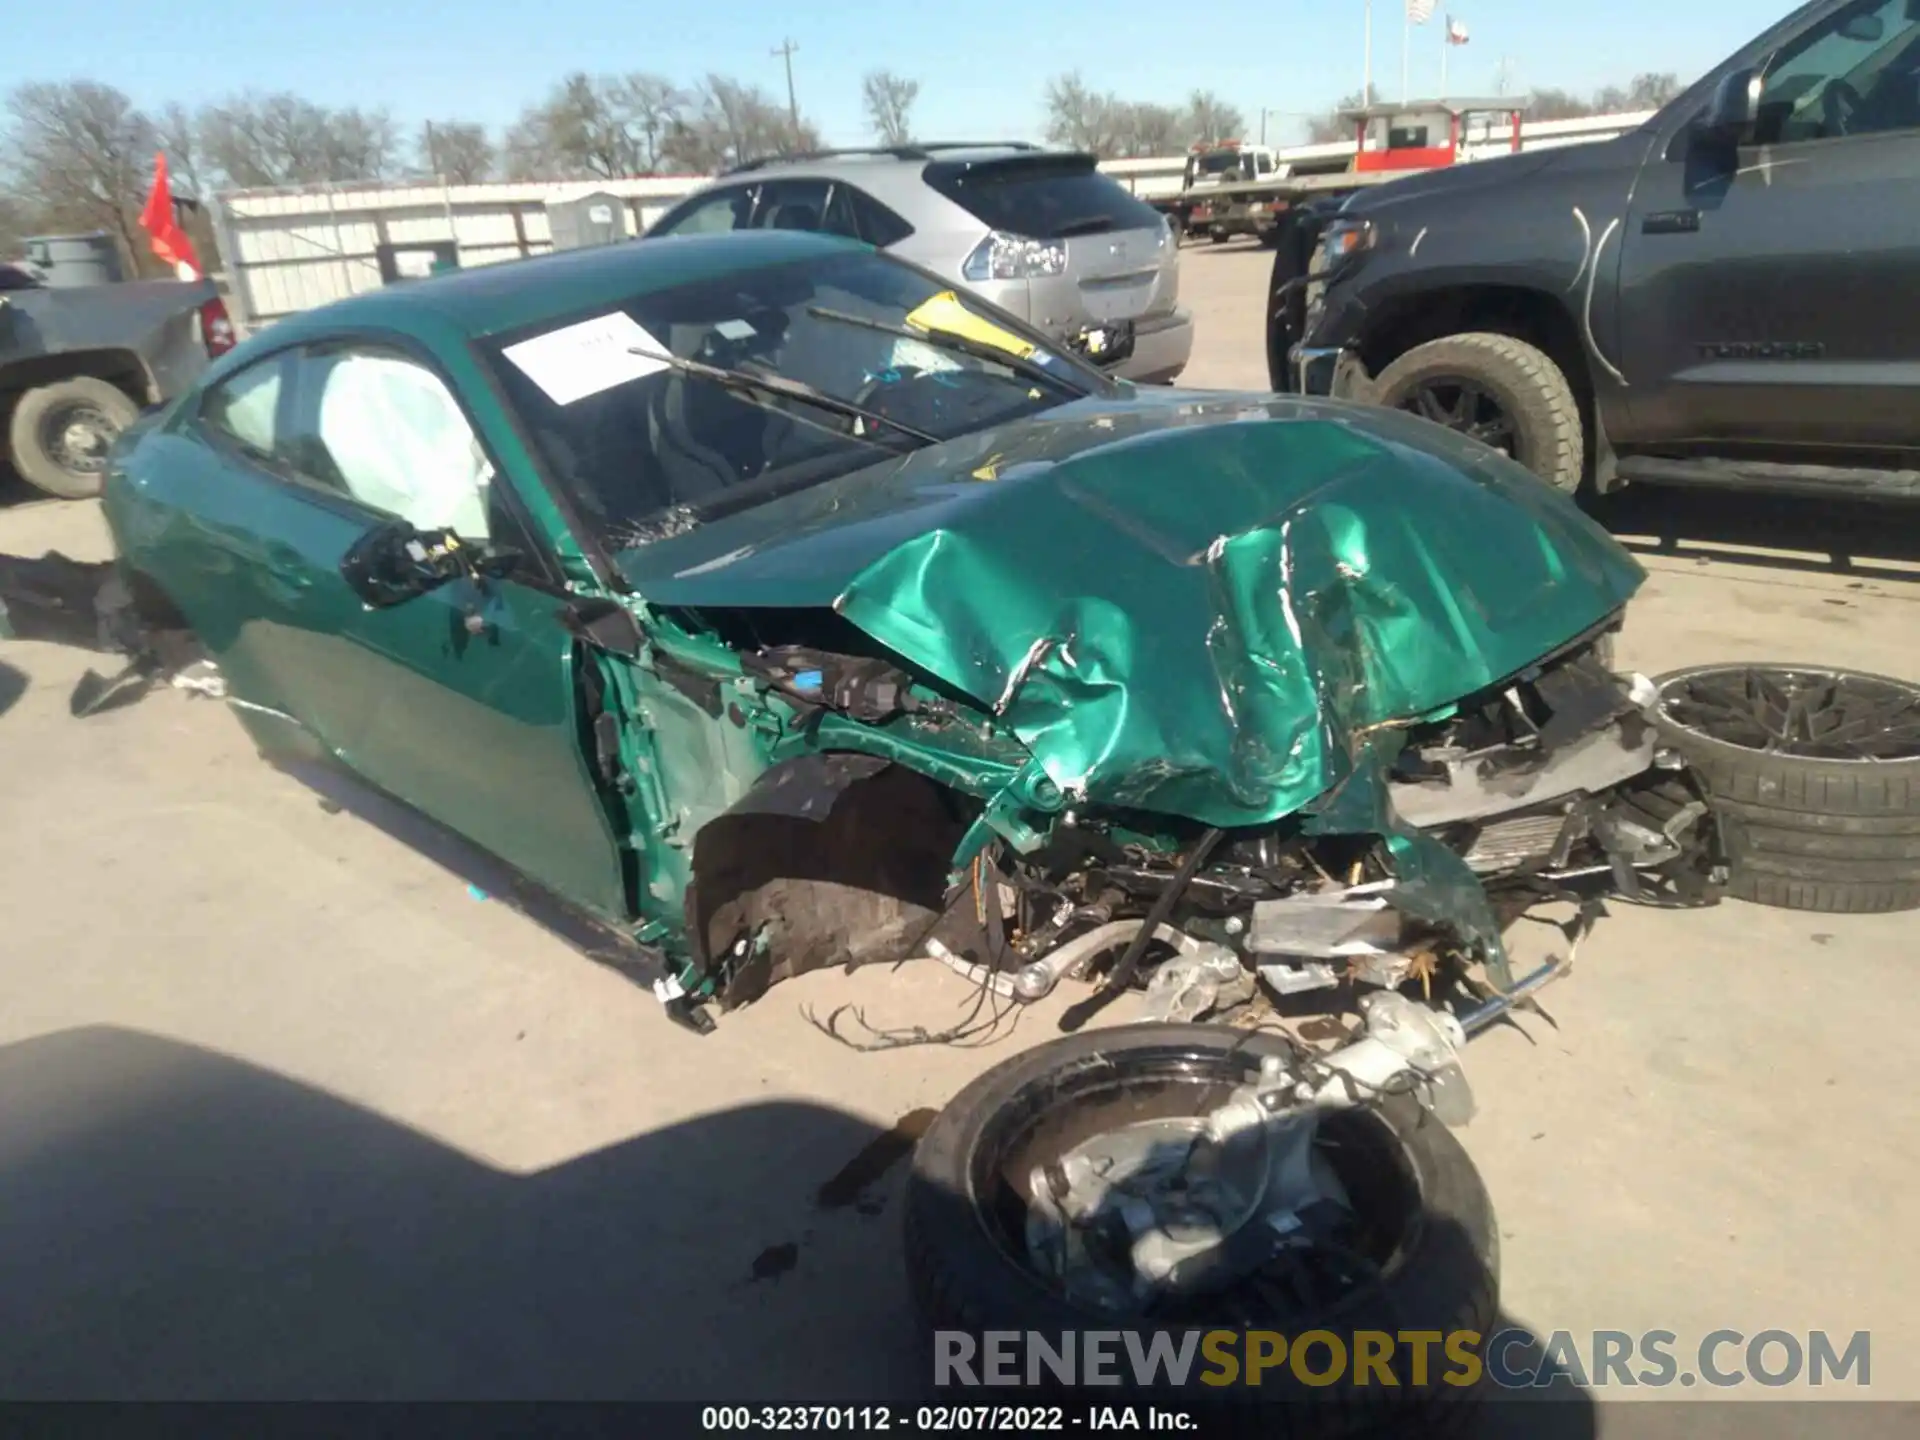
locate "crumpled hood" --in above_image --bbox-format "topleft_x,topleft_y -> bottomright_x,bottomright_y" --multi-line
621,391 -> 1645,827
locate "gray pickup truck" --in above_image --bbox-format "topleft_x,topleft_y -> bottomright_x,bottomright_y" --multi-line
1,258 -> 230,499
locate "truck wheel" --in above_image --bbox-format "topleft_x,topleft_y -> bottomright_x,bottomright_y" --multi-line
1210,228 -> 1229,244
1653,663 -> 1920,914
8,376 -> 141,500
1371,333 -> 1584,495
905,1023 -> 1497,1434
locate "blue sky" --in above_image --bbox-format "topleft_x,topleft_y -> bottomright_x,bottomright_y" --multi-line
8,0 -> 1771,152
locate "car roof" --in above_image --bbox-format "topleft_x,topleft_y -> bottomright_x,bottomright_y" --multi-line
670,145 -> 1090,225
720,144 -> 1048,179
266,230 -> 866,345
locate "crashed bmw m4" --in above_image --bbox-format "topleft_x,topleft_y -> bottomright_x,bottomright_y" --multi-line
0,231 -> 1722,1034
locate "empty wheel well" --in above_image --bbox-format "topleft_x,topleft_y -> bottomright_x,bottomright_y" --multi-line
686,758 -> 973,1010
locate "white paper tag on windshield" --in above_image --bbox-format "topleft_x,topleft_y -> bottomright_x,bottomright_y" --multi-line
501,311 -> 670,406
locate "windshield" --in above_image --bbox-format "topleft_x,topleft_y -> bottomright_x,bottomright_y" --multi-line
921,156 -> 1165,239
1195,151 -> 1244,176
486,249 -> 1091,548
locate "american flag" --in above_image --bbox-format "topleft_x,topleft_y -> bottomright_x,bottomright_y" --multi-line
1407,0 -> 1437,22
1447,16 -> 1470,44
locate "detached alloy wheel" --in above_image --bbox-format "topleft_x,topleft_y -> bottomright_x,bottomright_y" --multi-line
904,1024 -> 1497,1436
1653,663 -> 1920,913
1370,333 -> 1585,495
8,377 -> 141,500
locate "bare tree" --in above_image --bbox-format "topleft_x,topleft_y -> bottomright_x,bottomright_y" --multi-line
1042,73 -> 1124,157
862,71 -> 919,146
197,92 -> 401,188
657,75 -> 819,173
198,93 -> 328,187
329,109 -> 400,182
419,121 -> 493,184
2,80 -> 158,272
0,189 -> 35,260
150,99 -> 222,269
1625,72 -> 1683,109
539,74 -> 634,178
1116,102 -> 1183,158
155,101 -> 205,197
503,73 -> 698,180
613,74 -> 689,171
1305,86 -> 1378,144
1184,91 -> 1246,147
1525,86 -> 1595,121
1042,79 -> 1250,157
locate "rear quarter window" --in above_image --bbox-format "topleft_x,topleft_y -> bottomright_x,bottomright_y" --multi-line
844,186 -> 914,247
922,156 -> 1163,240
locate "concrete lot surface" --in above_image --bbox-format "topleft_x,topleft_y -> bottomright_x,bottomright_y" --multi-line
3,245 -> 1918,1422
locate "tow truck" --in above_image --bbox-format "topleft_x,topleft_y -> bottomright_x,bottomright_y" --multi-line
1166,138 -> 1281,242
1184,96 -> 1531,246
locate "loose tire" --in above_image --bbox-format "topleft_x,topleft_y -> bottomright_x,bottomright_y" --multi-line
1371,333 -> 1585,495
904,1023 -> 1498,1436
1653,663 -> 1920,913
7,377 -> 140,500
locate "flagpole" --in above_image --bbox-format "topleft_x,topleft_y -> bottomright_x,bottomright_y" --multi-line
1441,15 -> 1450,97
1402,9 -> 1411,101
1363,0 -> 1373,105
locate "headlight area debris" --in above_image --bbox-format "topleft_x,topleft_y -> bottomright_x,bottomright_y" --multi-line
734,626 -> 1730,1057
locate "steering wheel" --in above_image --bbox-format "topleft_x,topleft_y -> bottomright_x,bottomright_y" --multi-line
1821,78 -> 1867,137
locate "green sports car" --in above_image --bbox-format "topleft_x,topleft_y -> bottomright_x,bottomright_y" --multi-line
0,231 -> 1719,1031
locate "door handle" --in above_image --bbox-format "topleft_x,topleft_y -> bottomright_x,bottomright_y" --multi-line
261,544 -> 314,593
1642,209 -> 1702,235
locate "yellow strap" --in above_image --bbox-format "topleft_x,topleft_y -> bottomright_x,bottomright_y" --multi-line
903,291 -> 1038,360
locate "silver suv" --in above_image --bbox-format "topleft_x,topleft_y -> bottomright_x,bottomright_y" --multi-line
644,144 -> 1193,384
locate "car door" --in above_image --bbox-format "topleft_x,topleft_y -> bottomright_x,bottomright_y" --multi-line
159,335 -> 631,924
1614,0 -> 1920,453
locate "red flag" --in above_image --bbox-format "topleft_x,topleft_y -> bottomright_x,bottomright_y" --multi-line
138,152 -> 204,281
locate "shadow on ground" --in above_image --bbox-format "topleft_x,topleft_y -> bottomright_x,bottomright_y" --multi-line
0,1024 -> 1598,1436
1594,486 -> 1920,581
1,462 -> 38,511
0,658 -> 25,716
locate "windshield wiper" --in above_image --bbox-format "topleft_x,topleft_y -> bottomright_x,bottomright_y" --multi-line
1051,215 -> 1119,237
804,305 -> 1090,397
627,344 -> 939,446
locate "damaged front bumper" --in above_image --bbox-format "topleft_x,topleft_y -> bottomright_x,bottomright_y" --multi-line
779,622 -> 1726,1045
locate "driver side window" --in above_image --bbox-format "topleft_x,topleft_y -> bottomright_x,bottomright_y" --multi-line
1757,0 -> 1920,144
284,346 -> 494,542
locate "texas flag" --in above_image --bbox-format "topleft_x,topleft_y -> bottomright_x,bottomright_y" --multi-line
1407,0 -> 1437,21
1447,16 -> 1471,44
137,152 -> 205,282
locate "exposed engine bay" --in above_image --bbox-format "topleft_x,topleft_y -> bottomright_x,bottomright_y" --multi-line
686,620 -> 1726,1043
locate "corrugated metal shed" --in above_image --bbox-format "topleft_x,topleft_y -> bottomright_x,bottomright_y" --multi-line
214,176 -> 700,328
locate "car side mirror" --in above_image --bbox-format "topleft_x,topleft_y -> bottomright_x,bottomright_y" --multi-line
1699,67 -> 1761,146
339,520 -> 474,608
